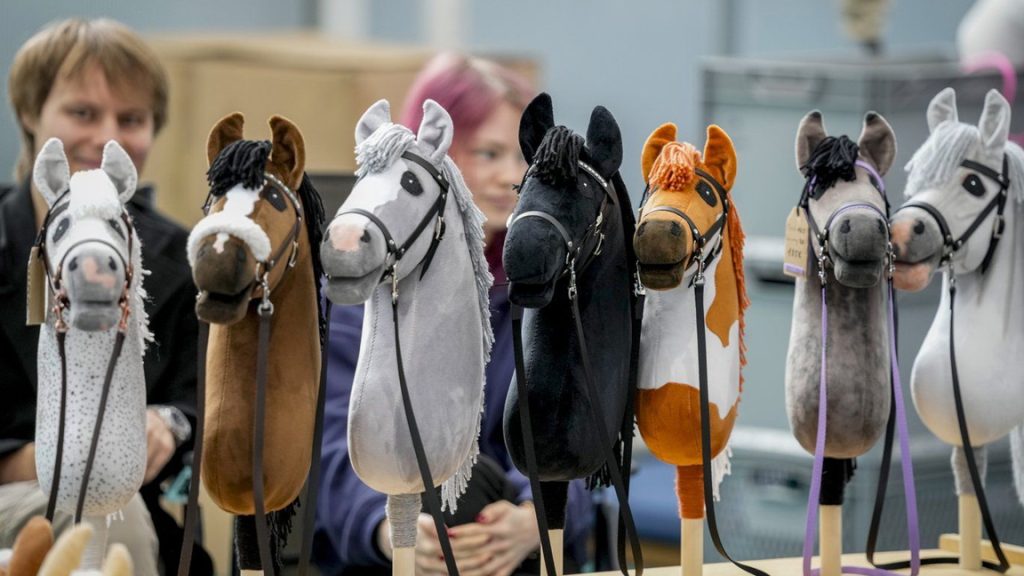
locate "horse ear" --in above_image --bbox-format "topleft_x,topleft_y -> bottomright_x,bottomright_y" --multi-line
641,123 -> 677,183
269,115 -> 306,187
356,99 -> 392,146
857,111 -> 896,176
100,141 -> 138,204
585,105 -> 623,179
703,125 -> 737,189
207,112 -> 244,167
416,100 -> 454,163
927,87 -> 958,133
33,138 -> 70,207
978,89 -> 1011,155
795,110 -> 827,172
519,93 -> 554,165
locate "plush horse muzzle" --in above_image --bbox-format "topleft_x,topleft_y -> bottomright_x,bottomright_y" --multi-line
826,208 -> 888,288
504,218 -> 567,308
634,218 -> 692,290
62,243 -> 127,332
321,216 -> 389,305
192,234 -> 257,325
890,207 -> 944,292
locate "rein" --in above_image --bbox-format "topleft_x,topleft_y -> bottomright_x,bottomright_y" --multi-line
179,171 -> 327,576
333,151 -> 461,575
797,165 -> 923,576
875,154 -> 1013,574
509,162 -> 644,576
34,190 -> 135,525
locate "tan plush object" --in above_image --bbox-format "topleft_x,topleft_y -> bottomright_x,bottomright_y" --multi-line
37,524 -> 91,576
199,113 -> 321,514
100,544 -> 132,576
7,516 -> 53,576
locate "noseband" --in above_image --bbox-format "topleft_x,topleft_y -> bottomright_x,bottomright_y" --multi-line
334,151 -> 450,301
893,155 -> 1010,274
637,167 -> 730,284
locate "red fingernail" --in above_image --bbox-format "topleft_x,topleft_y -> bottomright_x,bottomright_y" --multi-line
476,514 -> 486,523
438,554 -> 445,561
447,529 -> 456,538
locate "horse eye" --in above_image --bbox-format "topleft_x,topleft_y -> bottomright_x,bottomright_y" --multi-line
962,173 -> 985,197
107,218 -> 125,239
53,217 -> 70,243
401,171 -> 423,196
262,186 -> 287,211
696,180 -> 718,207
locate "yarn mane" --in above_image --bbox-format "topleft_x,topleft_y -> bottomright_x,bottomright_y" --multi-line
725,199 -> 749,390
532,126 -> 585,187
649,142 -> 701,190
207,140 -> 272,197
801,135 -> 860,199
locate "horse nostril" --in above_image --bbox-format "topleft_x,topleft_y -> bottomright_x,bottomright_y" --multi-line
360,229 -> 371,243
877,219 -> 885,234
236,246 -> 247,263
109,257 -> 117,271
840,220 -> 852,234
637,222 -> 646,237
914,220 -> 925,235
69,257 -> 78,272
670,222 -> 682,237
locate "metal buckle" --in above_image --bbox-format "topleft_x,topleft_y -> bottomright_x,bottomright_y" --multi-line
434,215 -> 446,241
993,214 -> 1005,240
287,239 -> 300,269
568,258 -> 578,300
258,271 -> 274,316
391,266 -> 400,305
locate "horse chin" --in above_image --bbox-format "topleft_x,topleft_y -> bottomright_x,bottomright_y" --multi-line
508,280 -> 557,308
638,262 -> 685,291
324,264 -> 386,306
68,301 -> 121,332
196,288 -> 250,325
893,260 -> 937,292
832,258 -> 884,288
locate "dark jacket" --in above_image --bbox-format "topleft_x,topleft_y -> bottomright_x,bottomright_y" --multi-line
313,238 -> 593,575
0,178 -> 198,481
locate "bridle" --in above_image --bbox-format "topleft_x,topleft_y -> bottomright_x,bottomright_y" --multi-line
637,167 -> 730,285
873,154 -> 1014,574
892,155 -> 1010,275
507,160 -> 645,575
328,150 -> 465,575
34,188 -> 136,526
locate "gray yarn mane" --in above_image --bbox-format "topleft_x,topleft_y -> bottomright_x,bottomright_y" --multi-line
354,121 -> 493,363
905,121 -> 1024,205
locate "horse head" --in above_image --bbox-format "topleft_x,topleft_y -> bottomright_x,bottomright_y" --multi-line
891,88 -> 1015,291
795,110 -> 896,288
189,113 -> 308,325
504,93 -> 623,308
34,138 -> 137,332
634,122 -> 737,290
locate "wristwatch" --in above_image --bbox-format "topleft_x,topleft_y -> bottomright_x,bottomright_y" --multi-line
152,405 -> 192,447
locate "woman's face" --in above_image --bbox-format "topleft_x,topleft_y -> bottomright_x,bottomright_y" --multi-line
26,62 -> 155,177
451,100 -> 527,239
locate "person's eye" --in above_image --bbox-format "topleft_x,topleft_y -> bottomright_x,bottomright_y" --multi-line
67,107 -> 94,122
473,148 -> 500,161
119,113 -> 147,129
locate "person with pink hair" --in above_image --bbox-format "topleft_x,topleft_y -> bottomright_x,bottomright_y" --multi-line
314,53 -> 595,575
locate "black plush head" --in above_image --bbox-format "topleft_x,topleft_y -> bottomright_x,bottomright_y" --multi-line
503,92 -> 624,307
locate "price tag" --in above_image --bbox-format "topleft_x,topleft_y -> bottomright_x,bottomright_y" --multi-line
27,246 -> 47,325
784,207 -> 810,278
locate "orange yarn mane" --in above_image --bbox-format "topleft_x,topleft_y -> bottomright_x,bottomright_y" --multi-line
648,142 -> 701,190
725,199 -> 750,390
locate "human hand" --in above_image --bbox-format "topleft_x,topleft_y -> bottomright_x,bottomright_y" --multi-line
444,500 -> 540,576
0,442 -> 36,484
144,409 -> 175,484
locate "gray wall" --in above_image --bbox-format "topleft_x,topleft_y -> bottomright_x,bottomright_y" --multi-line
0,0 -> 314,181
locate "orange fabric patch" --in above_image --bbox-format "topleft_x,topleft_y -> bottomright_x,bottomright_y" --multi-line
636,383 -> 738,519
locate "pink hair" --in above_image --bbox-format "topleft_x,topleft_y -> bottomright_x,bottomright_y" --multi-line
400,52 -> 535,151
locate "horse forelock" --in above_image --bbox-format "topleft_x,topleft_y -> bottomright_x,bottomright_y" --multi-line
207,139 -> 272,197
532,126 -> 584,187
649,142 -> 700,191
354,123 -> 415,177
802,135 -> 860,198
67,171 -> 121,220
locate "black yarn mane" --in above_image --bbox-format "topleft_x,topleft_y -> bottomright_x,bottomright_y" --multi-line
207,140 -> 272,197
532,126 -> 585,187
801,135 -> 860,200
297,173 -> 328,346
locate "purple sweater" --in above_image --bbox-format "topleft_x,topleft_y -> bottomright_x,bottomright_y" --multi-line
313,245 -> 593,573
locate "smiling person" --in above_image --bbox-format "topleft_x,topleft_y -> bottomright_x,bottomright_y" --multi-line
314,53 -> 595,576
0,18 -> 211,575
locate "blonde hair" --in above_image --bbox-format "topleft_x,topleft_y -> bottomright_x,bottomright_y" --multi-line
8,18 -> 169,180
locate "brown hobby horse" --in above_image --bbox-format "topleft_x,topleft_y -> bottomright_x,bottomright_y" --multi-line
185,114 -> 327,574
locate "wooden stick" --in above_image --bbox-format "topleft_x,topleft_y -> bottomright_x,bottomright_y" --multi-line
939,533 -> 1024,565
541,529 -> 564,576
681,518 -> 703,576
392,546 -> 415,576
819,505 -> 841,576
959,494 -> 982,570
239,571 -> 262,576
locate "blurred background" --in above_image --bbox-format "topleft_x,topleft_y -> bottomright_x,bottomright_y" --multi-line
5,0 -> 1022,572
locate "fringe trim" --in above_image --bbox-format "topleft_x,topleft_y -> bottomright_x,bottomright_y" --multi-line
710,444 -> 732,501
441,403 -> 483,512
